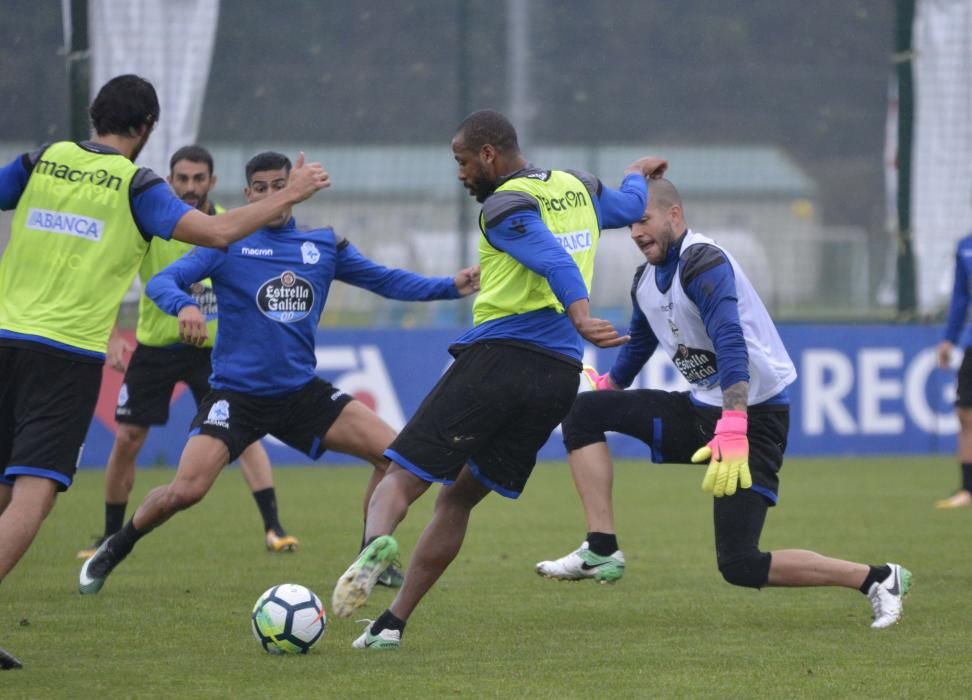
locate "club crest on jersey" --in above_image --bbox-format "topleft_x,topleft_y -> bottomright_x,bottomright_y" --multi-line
205,399 -> 230,428
256,270 -> 314,323
301,241 -> 320,264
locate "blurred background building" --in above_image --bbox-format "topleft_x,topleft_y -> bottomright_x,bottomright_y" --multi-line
2,0 -> 968,327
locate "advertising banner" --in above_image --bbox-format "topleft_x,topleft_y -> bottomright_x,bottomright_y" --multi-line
80,324 -> 956,468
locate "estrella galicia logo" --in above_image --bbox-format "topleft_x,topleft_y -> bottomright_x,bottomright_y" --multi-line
256,270 -> 314,323
190,282 -> 218,321
300,241 -> 320,264
206,399 -> 230,428
672,344 -> 719,387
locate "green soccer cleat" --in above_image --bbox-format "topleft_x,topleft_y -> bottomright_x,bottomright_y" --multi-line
331,535 -> 399,618
535,541 -> 625,583
376,563 -> 404,588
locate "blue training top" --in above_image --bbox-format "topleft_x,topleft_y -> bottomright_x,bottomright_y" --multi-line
147,218 -> 461,395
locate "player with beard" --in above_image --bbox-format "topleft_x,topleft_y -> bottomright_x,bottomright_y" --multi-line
330,109 -> 667,650
0,75 -> 329,669
535,178 -> 911,630
77,145 -> 300,562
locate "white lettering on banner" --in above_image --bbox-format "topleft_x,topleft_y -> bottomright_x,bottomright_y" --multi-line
315,345 -> 406,429
802,350 -> 857,435
803,346 -> 956,437
857,348 -> 904,434
905,348 -> 958,433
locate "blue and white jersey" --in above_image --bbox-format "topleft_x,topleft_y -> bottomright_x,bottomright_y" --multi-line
616,229 -> 795,407
147,218 -> 460,395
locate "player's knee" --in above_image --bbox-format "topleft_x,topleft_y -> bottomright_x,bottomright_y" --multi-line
717,550 -> 771,589
562,394 -> 606,450
165,482 -> 207,511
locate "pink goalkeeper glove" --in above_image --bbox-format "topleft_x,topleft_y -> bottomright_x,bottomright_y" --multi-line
582,366 -> 616,391
691,410 -> 752,497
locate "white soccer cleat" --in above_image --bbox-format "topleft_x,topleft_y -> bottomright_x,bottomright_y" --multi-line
535,541 -> 625,583
351,620 -> 402,650
867,563 -> 912,629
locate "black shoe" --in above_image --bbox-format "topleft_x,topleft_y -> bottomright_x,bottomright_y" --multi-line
0,646 -> 23,670
79,536 -> 124,594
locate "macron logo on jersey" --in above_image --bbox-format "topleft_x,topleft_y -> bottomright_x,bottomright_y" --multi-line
556,229 -> 593,254
242,247 -> 274,257
26,208 -> 104,241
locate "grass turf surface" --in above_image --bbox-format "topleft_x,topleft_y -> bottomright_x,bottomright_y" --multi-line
1,456 -> 965,698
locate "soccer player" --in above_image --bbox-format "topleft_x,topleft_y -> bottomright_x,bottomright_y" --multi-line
78,145 -> 299,560
78,151 -> 480,595
934,232 -> 972,509
534,178 -> 912,629
330,109 -> 668,650
0,75 -> 329,669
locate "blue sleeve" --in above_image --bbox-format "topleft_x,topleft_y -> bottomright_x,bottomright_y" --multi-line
131,180 -> 193,241
944,244 -> 970,344
596,173 -> 648,230
145,247 -> 224,316
683,257 -> 749,390
486,208 -> 589,309
335,242 -> 460,300
610,302 -> 659,388
0,155 -> 30,210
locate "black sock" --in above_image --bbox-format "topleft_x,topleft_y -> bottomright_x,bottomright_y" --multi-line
104,502 -> 127,538
961,463 -> 972,492
252,488 -> 282,534
586,532 -> 619,556
858,564 -> 892,594
372,609 -> 406,634
107,519 -> 144,560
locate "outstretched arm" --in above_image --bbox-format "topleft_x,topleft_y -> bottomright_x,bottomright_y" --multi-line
335,240 -> 468,300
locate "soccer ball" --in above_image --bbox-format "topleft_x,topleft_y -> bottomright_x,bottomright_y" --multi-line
251,583 -> 326,654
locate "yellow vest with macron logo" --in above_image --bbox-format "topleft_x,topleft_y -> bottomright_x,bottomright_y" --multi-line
473,170 -> 600,326
0,141 -> 150,354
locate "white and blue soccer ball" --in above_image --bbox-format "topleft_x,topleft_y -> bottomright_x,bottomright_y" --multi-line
251,583 -> 326,654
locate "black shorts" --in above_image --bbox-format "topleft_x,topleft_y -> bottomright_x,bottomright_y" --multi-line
190,378 -> 353,462
957,348 -> 972,408
0,345 -> 102,491
116,344 -> 213,425
561,389 -> 789,504
385,342 -> 580,499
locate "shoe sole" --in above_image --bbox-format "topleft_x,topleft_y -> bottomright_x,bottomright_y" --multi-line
536,562 -> 624,584
332,536 -> 399,618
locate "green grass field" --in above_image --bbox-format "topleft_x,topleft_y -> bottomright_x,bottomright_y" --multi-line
1,456 -> 965,699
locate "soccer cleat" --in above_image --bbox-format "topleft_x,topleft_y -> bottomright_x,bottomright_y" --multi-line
352,620 -> 401,650
376,563 -> 404,588
535,541 -> 625,583
934,490 -> 972,509
77,535 -> 106,560
867,563 -> 912,629
78,536 -> 125,595
265,528 -> 299,553
0,646 -> 23,670
331,535 -> 399,618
